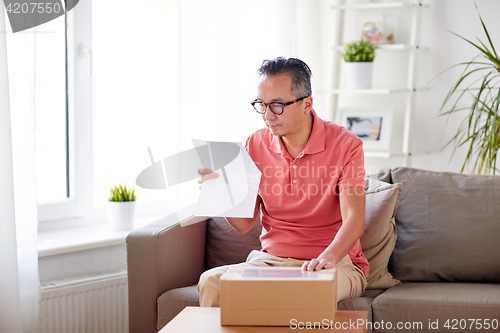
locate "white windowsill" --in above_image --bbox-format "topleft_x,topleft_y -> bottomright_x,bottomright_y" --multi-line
37,200 -> 200,257
37,213 -> 167,257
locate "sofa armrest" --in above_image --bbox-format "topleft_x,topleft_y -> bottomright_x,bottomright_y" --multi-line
126,213 -> 207,333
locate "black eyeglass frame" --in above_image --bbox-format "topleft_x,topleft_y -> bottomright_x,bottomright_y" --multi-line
251,96 -> 309,115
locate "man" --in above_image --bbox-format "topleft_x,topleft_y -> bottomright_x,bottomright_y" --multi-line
198,57 -> 368,307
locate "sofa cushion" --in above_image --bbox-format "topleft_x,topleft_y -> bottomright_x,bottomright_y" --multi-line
368,167 -> 392,183
372,283 -> 500,333
389,167 -> 500,282
338,289 -> 385,333
362,178 -> 403,289
205,216 -> 262,270
157,285 -> 199,331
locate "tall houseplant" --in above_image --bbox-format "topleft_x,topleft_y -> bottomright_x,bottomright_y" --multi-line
343,39 -> 377,89
439,6 -> 500,175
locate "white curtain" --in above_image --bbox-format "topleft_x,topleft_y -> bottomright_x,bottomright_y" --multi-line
178,0 -> 330,143
175,0 -> 327,209
178,0 -> 297,146
0,2 -> 40,333
175,0 -> 288,209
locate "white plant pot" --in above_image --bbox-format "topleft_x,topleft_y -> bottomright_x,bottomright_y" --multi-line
107,201 -> 136,231
345,62 -> 374,89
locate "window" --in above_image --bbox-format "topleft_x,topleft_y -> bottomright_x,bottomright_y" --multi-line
37,0 -> 182,223
36,0 -> 307,223
35,13 -> 67,203
92,0 -> 180,215
36,0 -> 92,222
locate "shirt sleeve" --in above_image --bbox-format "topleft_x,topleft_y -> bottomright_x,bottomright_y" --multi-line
244,134 -> 251,151
337,139 -> 366,192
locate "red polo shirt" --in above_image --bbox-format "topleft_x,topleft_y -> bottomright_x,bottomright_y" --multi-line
245,109 -> 369,277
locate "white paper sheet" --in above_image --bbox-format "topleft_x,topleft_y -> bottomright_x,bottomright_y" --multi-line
193,140 -> 261,218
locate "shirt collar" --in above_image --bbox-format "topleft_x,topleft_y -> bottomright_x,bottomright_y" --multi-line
268,109 -> 326,156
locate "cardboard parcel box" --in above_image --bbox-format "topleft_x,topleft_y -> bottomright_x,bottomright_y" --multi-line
220,266 -> 337,326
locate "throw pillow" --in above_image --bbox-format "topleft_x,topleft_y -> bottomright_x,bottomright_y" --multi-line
204,215 -> 262,270
367,167 -> 392,183
389,167 -> 500,282
362,178 -> 403,289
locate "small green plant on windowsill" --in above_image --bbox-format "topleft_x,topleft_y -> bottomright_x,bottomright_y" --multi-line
107,184 -> 137,202
107,184 -> 137,230
343,39 -> 377,62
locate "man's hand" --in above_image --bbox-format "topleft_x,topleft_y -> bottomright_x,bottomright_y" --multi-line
301,256 -> 335,271
301,186 -> 366,272
197,168 -> 219,189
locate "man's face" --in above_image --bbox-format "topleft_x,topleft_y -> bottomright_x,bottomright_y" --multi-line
256,73 -> 312,138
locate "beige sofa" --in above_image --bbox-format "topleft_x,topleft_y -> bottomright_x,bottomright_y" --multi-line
127,167 -> 500,333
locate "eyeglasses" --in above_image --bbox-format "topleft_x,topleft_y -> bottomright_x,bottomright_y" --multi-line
251,96 -> 308,115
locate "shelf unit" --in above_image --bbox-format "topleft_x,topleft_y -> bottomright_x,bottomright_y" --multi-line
328,0 -> 427,166
332,1 -> 415,10
320,88 -> 408,94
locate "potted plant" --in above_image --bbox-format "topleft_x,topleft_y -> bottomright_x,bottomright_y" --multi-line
343,39 -> 378,89
107,184 -> 137,230
438,6 -> 500,175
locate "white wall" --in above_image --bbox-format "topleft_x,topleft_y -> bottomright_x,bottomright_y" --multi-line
260,0 -> 500,175
310,0 -> 500,174
347,0 -> 500,174
409,0 -> 500,173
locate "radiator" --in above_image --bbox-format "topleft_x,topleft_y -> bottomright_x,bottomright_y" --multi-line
40,272 -> 128,333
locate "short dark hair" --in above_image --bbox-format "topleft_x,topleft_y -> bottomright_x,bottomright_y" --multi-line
257,57 -> 312,98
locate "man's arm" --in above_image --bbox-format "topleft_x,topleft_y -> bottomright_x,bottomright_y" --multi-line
302,186 -> 366,271
225,196 -> 261,234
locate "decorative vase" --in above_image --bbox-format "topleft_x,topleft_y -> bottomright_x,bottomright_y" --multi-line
345,62 -> 374,89
107,201 -> 136,231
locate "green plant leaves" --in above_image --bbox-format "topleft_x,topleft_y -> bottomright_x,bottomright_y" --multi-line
439,6 -> 500,175
343,39 -> 377,62
107,184 -> 137,202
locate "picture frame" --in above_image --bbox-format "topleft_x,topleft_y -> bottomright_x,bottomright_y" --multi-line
336,108 -> 394,151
